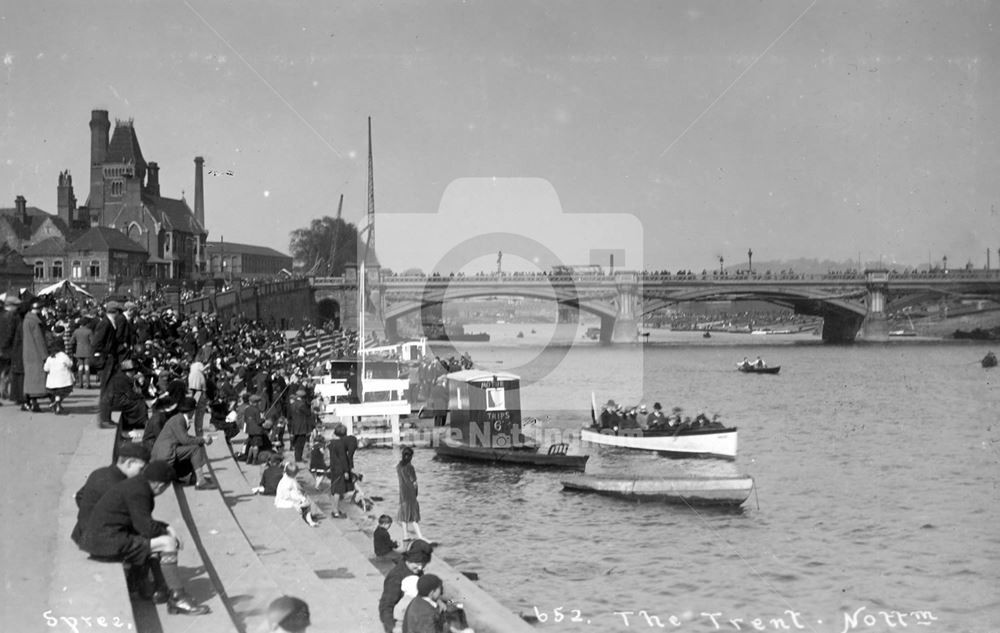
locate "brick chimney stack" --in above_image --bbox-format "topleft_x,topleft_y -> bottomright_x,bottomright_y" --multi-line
15,195 -> 28,226
89,109 -> 110,225
194,156 -> 204,227
147,162 -> 160,196
57,171 -> 78,225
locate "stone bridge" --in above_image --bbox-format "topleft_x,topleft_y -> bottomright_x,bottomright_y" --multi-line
191,268 -> 1000,343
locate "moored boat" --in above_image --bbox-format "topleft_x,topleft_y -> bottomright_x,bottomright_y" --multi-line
433,370 -> 589,470
561,474 -> 754,506
983,351 -> 998,368
580,426 -> 737,459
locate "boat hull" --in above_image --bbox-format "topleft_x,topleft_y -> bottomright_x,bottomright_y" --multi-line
737,365 -> 780,374
561,474 -> 754,506
581,427 -> 737,459
434,442 -> 589,470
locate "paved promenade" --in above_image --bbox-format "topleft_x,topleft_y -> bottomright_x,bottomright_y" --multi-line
0,389 -> 535,633
1,391 -> 90,631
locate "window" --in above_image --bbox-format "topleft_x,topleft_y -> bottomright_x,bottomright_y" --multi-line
72,261 -> 82,279
164,233 -> 172,254
110,180 -> 124,197
89,260 -> 101,278
51,260 -> 63,279
34,260 -> 44,280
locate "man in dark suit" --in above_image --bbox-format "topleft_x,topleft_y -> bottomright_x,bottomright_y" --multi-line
93,301 -> 131,429
80,461 -> 210,615
287,388 -> 316,463
71,443 -> 150,546
107,359 -> 150,462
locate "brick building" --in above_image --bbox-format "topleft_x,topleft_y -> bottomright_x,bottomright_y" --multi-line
205,241 -> 293,281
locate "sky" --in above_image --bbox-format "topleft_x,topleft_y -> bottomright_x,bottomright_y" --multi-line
2,0 -> 998,274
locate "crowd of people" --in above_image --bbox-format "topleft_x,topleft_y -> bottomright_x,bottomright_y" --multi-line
595,399 -> 724,433
1,287 -> 475,630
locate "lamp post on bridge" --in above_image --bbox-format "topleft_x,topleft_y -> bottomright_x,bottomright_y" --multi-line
718,255 -> 724,275
747,248 -> 753,274
943,255 -> 948,274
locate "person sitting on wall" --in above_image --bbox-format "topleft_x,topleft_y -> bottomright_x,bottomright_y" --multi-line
150,396 -> 217,490
71,443 -> 151,547
80,461 -> 211,615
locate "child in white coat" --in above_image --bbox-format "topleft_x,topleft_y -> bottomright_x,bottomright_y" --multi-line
43,340 -> 74,414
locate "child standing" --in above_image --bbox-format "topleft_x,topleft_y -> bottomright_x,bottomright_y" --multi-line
43,340 -> 74,414
308,436 -> 328,488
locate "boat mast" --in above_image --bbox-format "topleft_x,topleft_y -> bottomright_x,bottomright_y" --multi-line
359,117 -> 375,400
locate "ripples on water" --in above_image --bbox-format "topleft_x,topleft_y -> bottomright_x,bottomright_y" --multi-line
355,330 -> 1000,633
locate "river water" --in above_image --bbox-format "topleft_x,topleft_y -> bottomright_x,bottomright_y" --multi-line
354,324 -> 1000,633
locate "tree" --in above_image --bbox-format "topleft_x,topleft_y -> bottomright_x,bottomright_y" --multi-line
288,216 -> 379,276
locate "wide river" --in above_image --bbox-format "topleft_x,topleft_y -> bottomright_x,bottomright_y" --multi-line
353,324 -> 1000,633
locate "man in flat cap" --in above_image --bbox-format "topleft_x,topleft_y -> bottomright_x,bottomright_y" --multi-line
71,443 -> 151,547
106,359 -> 150,462
81,461 -> 210,615
150,397 -> 217,490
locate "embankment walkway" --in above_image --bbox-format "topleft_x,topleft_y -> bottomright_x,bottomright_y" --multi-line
2,391 -> 535,632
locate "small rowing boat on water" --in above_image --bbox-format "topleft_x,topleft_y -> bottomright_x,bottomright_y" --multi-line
737,363 -> 780,374
561,474 -> 754,506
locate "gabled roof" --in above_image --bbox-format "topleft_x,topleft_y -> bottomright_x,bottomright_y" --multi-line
22,236 -> 67,257
205,241 -> 291,259
141,193 -> 205,235
68,227 -> 148,254
106,120 -> 147,182
0,206 -> 66,241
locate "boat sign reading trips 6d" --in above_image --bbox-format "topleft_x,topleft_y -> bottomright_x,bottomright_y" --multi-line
529,606 -> 939,631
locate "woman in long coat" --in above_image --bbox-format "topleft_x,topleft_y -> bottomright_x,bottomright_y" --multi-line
21,302 -> 49,411
396,446 -> 425,542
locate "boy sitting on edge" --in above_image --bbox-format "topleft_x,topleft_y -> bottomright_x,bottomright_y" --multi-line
252,453 -> 284,496
374,514 -> 400,562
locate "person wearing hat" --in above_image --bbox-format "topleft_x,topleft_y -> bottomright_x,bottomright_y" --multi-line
0,294 -> 22,402
287,387 -> 317,463
378,541 -> 433,633
20,300 -> 48,413
81,461 -> 210,615
327,423 -> 355,519
71,443 -> 151,546
150,397 -> 217,490
646,402 -> 666,429
267,595 -> 311,632
242,392 -> 270,465
93,300 -> 131,428
106,358 -> 151,462
142,394 -> 179,451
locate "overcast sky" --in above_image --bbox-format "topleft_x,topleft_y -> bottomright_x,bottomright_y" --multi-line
2,0 -> 998,273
